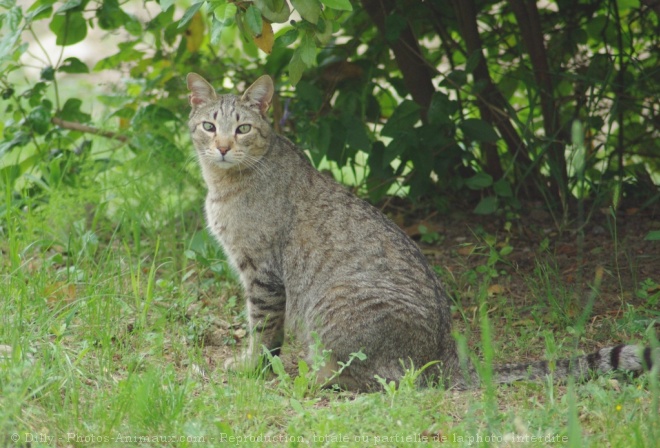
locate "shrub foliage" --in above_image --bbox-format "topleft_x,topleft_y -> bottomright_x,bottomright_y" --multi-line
1,0 -> 659,216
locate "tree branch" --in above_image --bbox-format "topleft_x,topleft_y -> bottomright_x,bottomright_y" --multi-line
448,0 -> 534,181
51,117 -> 128,142
508,0 -> 567,203
361,0 -> 436,120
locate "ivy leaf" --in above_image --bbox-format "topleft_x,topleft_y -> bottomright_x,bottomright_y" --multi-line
59,57 -> 89,74
460,118 -> 499,143
49,12 -> 87,46
320,0 -> 352,11
60,98 -> 91,123
290,0 -> 321,24
245,5 -> 263,35
97,0 -> 131,30
178,1 -> 203,29
473,196 -> 498,215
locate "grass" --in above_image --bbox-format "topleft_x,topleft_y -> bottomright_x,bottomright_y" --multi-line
1,145 -> 658,447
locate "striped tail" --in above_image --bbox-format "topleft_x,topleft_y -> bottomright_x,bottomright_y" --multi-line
492,345 -> 658,384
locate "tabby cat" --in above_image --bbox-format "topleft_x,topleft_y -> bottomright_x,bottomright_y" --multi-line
186,73 -> 657,391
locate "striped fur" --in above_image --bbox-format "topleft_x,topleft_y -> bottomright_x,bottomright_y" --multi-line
187,74 -> 658,391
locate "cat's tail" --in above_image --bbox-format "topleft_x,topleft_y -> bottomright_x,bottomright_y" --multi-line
490,345 -> 658,385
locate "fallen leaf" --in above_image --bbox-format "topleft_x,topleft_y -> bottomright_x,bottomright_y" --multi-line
186,12 -> 205,52
457,244 -> 475,256
45,282 -> 76,305
233,328 -> 247,340
253,20 -> 274,54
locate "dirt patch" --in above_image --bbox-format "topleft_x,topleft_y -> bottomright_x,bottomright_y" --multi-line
196,199 -> 660,372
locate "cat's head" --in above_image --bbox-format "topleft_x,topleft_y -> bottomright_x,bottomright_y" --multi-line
186,74 -> 274,171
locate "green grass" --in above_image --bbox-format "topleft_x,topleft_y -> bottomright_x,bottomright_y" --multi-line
1,148 -> 658,447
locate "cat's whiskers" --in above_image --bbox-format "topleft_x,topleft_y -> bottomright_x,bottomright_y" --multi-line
241,154 -> 270,178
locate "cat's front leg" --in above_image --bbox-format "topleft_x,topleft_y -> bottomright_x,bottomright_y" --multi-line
224,274 -> 286,371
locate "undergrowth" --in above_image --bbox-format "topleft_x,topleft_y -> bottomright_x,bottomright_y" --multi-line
0,139 -> 658,448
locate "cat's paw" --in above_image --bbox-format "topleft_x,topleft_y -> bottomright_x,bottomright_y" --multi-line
223,351 -> 258,371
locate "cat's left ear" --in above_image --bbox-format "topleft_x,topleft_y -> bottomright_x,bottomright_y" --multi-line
241,75 -> 274,115
187,73 -> 217,108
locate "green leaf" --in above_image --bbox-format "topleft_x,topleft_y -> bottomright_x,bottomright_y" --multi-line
0,131 -> 31,158
644,231 -> 660,241
49,12 -> 87,46
269,355 -> 287,378
60,98 -> 91,122
97,0 -> 132,30
288,47 -> 306,85
493,179 -> 513,197
94,42 -> 143,70
289,397 -> 304,413
428,91 -> 456,125
320,0 -> 352,10
55,0 -> 82,14
210,3 -> 237,45
465,50 -> 481,73
381,100 -> 421,138
254,0 -> 291,23
299,32 -> 316,65
465,172 -> 493,190
473,196 -> 498,215
441,69 -> 467,89
40,66 -> 55,81
131,105 -> 177,127
0,7 -> 22,60
58,57 -> 89,73
352,350 -> 367,361
158,0 -> 174,12
28,106 -> 52,135
26,3 -> 53,21
617,0 -> 640,10
275,28 -> 299,47
244,5 -> 263,36
384,14 -> 406,42
460,118 -> 499,143
297,358 -> 310,376
290,0 -> 321,24
178,1 -> 203,29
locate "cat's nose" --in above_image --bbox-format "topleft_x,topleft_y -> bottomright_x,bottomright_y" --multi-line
217,146 -> 231,156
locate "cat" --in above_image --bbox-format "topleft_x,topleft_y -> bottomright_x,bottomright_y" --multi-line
186,73 -> 657,391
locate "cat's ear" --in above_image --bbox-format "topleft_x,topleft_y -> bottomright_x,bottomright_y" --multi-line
241,75 -> 274,115
187,73 -> 217,108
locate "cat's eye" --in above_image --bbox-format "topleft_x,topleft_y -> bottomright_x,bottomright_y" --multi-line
202,122 -> 216,132
236,124 -> 252,134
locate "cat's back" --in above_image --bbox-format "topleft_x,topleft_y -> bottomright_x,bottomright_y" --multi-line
277,137 -> 449,320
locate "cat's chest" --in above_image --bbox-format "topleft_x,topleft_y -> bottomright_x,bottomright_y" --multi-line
204,193 -> 244,243
203,189 -> 280,253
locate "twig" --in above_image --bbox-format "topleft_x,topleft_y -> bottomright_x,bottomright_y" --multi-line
51,117 -> 128,142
